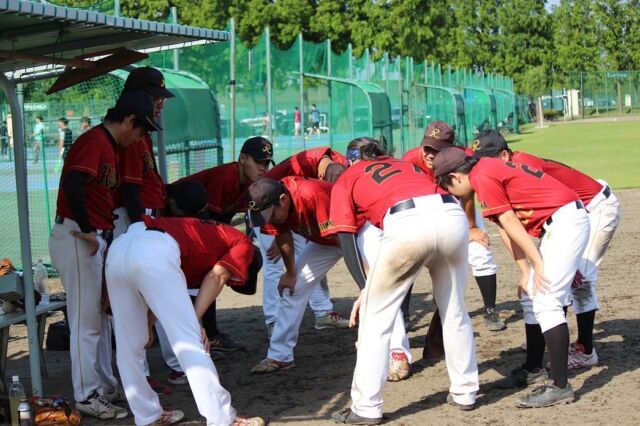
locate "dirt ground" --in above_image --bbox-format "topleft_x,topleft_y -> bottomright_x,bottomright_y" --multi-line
6,188 -> 640,425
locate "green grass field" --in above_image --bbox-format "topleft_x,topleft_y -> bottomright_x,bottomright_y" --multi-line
505,119 -> 640,189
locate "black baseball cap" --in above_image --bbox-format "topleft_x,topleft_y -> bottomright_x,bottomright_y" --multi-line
124,66 -> 175,99
111,89 -> 162,131
241,136 -> 274,164
470,130 -> 508,158
433,147 -> 468,178
246,178 -> 286,227
421,121 -> 455,151
170,181 -> 209,218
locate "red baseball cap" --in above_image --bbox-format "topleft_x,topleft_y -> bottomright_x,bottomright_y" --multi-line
421,121 -> 455,151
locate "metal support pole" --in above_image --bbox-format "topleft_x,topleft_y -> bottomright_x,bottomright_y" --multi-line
171,7 -> 179,71
230,18 -> 237,159
157,111 -> 167,182
299,33 -> 305,150
348,44 -> 354,140
265,27 -> 273,143
327,39 -> 333,148
0,74 -> 43,398
114,0 -> 120,17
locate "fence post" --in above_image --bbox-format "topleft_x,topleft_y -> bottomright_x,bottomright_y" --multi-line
298,33 -> 305,150
171,7 -> 179,70
348,43 -> 354,140
265,27 -> 273,143
230,18 -> 236,159
327,39 -> 333,149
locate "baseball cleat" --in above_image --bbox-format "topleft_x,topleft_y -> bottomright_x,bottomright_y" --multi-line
387,351 -> 411,382
150,409 -> 185,425
168,369 -> 188,385
315,312 -> 350,329
250,358 -> 295,374
516,382 -> 575,408
331,408 -> 382,425
483,308 -> 506,331
494,364 -> 548,389
75,391 -> 128,420
232,416 -> 266,426
447,394 -> 475,411
567,342 -> 598,369
209,333 -> 245,352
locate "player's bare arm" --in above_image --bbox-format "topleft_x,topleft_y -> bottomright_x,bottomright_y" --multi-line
276,231 -> 296,296
194,264 -> 231,320
464,194 -> 490,248
497,210 -> 550,295
145,310 -> 157,349
266,238 -> 281,262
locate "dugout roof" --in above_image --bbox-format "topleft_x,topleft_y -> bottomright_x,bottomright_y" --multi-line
0,0 -> 228,73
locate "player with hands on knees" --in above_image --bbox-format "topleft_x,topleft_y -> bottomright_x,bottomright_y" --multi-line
434,147 -> 590,408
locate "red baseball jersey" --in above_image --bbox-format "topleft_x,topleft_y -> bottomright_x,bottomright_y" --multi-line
511,151 -> 602,206
266,147 -> 348,181
324,157 -> 439,234
400,147 -> 451,195
470,157 -> 580,237
114,134 -> 166,209
143,216 -> 253,288
262,176 -> 336,246
175,162 -> 248,215
56,125 -> 118,230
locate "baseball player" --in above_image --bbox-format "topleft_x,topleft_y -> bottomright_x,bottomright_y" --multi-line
326,138 -> 478,424
111,67 -> 187,385
247,177 -> 350,373
402,121 -> 503,331
257,147 -> 350,336
105,185 -> 264,426
470,130 -> 620,369
48,90 -> 161,419
434,148 -> 590,408
174,136 -> 274,351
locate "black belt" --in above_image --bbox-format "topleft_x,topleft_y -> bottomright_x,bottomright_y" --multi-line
602,186 -> 611,199
545,200 -> 584,226
55,214 -> 64,225
146,227 -> 166,233
389,194 -> 458,215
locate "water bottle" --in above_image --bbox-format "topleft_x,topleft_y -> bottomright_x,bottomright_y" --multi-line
18,401 -> 31,426
33,259 -> 48,295
8,375 -> 26,426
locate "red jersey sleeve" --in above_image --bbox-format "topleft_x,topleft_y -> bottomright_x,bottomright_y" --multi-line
261,222 -> 289,236
118,141 -> 144,184
324,178 -> 358,235
216,228 -> 254,285
471,173 -> 513,219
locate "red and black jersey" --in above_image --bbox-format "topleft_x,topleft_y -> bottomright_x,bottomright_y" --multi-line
262,176 -> 336,246
266,147 -> 348,180
324,157 -> 439,234
471,157 -> 580,237
143,216 -> 253,288
56,125 -> 118,230
401,147 -> 433,179
114,134 -> 166,209
511,151 -> 603,206
175,162 -> 249,215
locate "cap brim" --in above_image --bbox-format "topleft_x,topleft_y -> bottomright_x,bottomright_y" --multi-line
421,137 -> 452,151
248,205 -> 275,228
144,116 -> 163,132
146,86 -> 175,99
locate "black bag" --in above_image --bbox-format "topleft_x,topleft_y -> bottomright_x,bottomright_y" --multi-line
46,320 -> 70,351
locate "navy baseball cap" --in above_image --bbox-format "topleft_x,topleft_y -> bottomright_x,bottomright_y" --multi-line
241,136 -> 274,164
246,178 -> 286,227
421,121 -> 455,151
170,181 -> 209,218
469,130 -> 508,158
433,147 -> 468,178
124,66 -> 175,99
111,89 -> 162,131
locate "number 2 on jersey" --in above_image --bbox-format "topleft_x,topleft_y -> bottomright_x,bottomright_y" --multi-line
364,162 -> 401,184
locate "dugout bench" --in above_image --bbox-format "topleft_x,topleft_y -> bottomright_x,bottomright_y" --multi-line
0,300 -> 66,394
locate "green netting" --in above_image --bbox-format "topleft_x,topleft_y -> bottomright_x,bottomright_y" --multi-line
568,71 -> 640,118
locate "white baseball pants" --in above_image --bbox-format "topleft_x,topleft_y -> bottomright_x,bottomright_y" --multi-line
520,202 -> 591,332
106,223 -> 236,426
572,183 -> 620,314
469,209 -> 499,277
254,229 -> 334,326
267,242 -> 343,363
357,222 -> 411,362
48,219 -> 118,402
113,206 -> 181,374
351,195 -> 478,418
